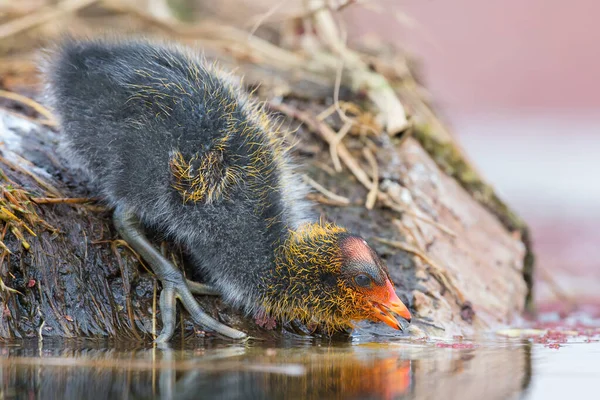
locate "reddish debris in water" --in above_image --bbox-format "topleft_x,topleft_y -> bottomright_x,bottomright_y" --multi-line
27,279 -> 36,288
522,309 -> 600,349
435,342 -> 478,349
532,330 -> 569,349
534,330 -> 569,344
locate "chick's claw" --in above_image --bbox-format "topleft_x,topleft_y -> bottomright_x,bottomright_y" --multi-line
172,279 -> 247,340
155,285 -> 176,343
155,278 -> 247,342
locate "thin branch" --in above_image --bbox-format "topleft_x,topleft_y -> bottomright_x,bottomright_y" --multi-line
312,160 -> 336,176
248,0 -> 286,37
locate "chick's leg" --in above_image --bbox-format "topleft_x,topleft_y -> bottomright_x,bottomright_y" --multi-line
113,206 -> 247,342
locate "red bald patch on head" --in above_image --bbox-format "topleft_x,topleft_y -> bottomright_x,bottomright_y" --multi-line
339,236 -> 374,263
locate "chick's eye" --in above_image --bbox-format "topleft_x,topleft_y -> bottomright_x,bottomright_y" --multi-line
354,274 -> 372,288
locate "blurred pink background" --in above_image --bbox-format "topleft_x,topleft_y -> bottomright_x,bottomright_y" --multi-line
347,0 -> 600,306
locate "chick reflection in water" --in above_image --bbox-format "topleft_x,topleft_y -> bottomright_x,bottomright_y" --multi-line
0,341 -> 531,399
147,342 -> 531,400
152,345 -> 411,400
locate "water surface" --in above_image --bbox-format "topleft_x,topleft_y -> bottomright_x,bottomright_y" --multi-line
1,314 -> 598,400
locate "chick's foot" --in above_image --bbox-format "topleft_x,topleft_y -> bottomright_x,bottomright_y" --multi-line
113,206 -> 247,342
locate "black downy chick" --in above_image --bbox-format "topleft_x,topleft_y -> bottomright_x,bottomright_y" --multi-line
44,38 -> 411,341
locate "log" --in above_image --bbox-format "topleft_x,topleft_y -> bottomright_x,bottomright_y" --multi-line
0,98 -> 528,339
0,2 -> 533,340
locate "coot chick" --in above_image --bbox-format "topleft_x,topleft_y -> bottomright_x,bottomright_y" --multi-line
43,38 -> 411,341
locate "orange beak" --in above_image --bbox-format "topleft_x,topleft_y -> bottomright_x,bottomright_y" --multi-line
370,280 -> 412,330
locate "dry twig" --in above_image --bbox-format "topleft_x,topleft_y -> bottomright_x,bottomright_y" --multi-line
0,155 -> 62,197
31,197 -> 96,205
303,174 -> 350,205
270,102 -> 457,238
269,102 -> 373,189
307,0 -> 409,135
330,121 -> 352,172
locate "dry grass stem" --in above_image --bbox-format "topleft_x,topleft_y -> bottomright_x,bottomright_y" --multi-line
270,102 -> 373,190
0,107 -> 56,128
308,0 -> 408,135
102,1 -> 306,69
362,147 -> 378,209
311,160 -> 336,176
306,193 -> 351,206
94,239 -> 151,275
31,197 -> 96,205
303,175 -> 350,205
0,90 -> 57,126
0,155 -> 62,197
393,218 -> 424,251
270,103 -> 458,239
316,104 -> 337,121
330,121 -> 352,172
0,276 -> 22,295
